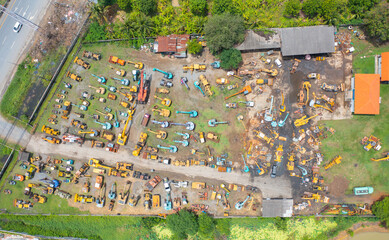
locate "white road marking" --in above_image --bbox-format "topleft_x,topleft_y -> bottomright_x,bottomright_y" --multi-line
2,37 -> 7,45
10,41 -> 15,49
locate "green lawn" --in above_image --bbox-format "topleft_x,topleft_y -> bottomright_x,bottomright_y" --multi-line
0,214 -> 377,240
320,79 -> 389,193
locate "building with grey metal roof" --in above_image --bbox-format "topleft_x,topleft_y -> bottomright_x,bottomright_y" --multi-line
278,25 -> 335,56
262,198 -> 293,217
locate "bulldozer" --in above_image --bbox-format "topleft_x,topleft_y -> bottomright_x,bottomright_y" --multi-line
89,85 -> 106,94
147,129 -> 167,139
206,132 -> 220,143
156,88 -> 169,94
41,125 -> 60,136
110,66 -> 126,77
182,64 -> 206,73
66,71 -> 82,82
199,75 -> 213,96
152,107 -> 171,117
74,57 -> 90,69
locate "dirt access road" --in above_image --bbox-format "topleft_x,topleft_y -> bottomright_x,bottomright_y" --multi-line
26,135 -> 292,198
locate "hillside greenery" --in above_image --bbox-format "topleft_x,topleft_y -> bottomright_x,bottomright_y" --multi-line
86,0 -> 388,44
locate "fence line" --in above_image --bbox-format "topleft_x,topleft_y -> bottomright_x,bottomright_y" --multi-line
0,149 -> 14,181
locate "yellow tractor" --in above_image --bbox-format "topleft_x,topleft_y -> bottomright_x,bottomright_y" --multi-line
66,71 -> 82,82
154,95 -> 172,107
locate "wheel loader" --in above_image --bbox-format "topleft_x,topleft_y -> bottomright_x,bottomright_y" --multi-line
82,50 -> 101,61
66,71 -> 82,82
74,57 -> 90,69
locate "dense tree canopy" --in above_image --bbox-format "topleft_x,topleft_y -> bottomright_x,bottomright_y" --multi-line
198,213 -> 216,239
204,13 -> 245,54
372,197 -> 389,227
302,0 -> 341,23
133,0 -> 157,16
166,209 -> 198,239
117,0 -> 131,12
284,0 -> 302,17
212,0 -> 238,15
348,0 -> 378,15
219,48 -> 242,69
189,0 -> 208,17
98,0 -> 116,7
364,1 -> 389,42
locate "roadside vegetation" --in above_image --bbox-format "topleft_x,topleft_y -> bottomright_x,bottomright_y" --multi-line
0,211 -> 378,240
372,196 -> 389,227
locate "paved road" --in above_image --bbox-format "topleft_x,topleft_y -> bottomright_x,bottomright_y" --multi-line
26,135 -> 293,198
0,0 -> 51,145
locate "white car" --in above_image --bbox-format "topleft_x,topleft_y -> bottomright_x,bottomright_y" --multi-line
274,59 -> 282,68
163,178 -> 171,192
13,22 -> 22,33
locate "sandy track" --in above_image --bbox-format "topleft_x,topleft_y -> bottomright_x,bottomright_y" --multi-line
26,135 -> 292,198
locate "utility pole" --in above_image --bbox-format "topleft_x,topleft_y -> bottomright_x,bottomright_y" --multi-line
0,5 -> 41,31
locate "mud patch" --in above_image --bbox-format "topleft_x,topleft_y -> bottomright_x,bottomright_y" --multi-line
328,175 -> 349,198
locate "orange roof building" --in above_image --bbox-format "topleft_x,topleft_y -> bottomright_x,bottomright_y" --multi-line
354,74 -> 380,115
381,52 -> 389,82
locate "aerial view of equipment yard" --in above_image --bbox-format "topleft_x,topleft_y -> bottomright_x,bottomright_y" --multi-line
0,0 -> 388,239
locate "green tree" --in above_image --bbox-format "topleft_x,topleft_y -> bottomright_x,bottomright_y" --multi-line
302,0 -> 340,23
216,218 -> 230,236
212,0 -> 237,15
302,0 -> 321,18
189,0 -> 208,16
363,1 -> 389,42
204,13 -> 245,54
98,0 -> 116,7
166,209 -> 198,239
187,39 -> 203,55
133,0 -> 157,16
284,0 -> 302,17
219,48 -> 242,69
372,196 -> 389,227
348,0 -> 378,16
90,4 -> 109,25
198,213 -> 215,239
117,0 -> 131,12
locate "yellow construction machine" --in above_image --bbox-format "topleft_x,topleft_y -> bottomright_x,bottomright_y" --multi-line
303,81 -> 311,105
74,57 -> 90,69
147,129 -> 167,139
152,107 -> 170,117
274,144 -> 283,162
199,75 -> 213,96
182,64 -> 206,73
88,158 -> 114,175
66,71 -> 82,82
154,95 -> 172,107
110,66 -> 126,77
324,155 -> 342,170
279,92 -> 286,113
132,133 -> 148,156
253,130 -> 273,146
117,90 -> 134,102
41,125 -> 60,136
262,68 -> 278,76
371,152 -> 389,162
294,114 -> 319,127
127,61 -> 143,69
117,108 -> 135,146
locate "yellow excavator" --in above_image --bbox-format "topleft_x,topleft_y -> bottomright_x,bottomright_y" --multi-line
279,92 -> 286,113
117,90 -> 134,102
154,95 -> 172,107
303,81 -> 311,105
294,114 -> 319,127
127,61 -> 143,70
117,108 -> 135,146
371,152 -> 389,162
88,158 -> 114,175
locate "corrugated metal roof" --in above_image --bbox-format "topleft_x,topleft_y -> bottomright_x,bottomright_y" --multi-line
279,26 -> 335,56
155,34 -> 189,54
354,74 -> 380,115
262,198 -> 293,217
381,52 -> 389,81
236,30 -> 281,51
